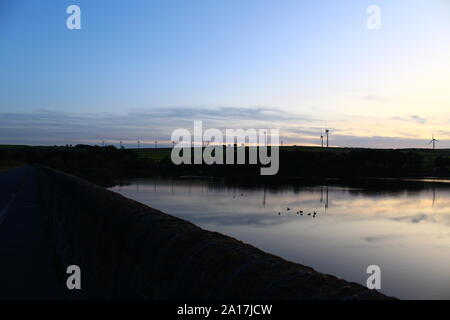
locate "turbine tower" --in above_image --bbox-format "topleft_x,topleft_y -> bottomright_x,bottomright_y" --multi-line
320,133 -> 324,148
325,129 -> 330,148
429,134 -> 438,150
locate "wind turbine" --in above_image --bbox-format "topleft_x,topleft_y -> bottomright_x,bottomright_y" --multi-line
429,134 -> 438,150
325,129 -> 330,148
320,133 -> 324,148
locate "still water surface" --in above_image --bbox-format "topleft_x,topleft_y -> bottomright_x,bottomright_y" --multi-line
110,178 -> 450,299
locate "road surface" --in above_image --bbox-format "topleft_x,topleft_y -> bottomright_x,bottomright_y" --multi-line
0,166 -> 63,299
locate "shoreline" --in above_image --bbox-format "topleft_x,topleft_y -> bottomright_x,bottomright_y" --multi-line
35,165 -> 395,300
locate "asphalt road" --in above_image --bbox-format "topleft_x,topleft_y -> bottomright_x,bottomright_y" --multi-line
0,166 -> 63,299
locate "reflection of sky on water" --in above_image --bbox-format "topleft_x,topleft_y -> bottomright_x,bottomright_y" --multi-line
110,179 -> 450,299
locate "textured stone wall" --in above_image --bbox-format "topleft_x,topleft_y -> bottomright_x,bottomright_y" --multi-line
35,165 -> 392,300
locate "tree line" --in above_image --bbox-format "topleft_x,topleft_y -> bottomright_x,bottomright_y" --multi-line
1,145 -> 449,186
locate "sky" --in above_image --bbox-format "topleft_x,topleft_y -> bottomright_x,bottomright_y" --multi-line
0,0 -> 449,148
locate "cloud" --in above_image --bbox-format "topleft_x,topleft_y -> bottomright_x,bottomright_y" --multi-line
411,115 -> 427,124
0,108 -> 448,148
391,115 -> 427,124
364,94 -> 386,102
0,107 -> 304,146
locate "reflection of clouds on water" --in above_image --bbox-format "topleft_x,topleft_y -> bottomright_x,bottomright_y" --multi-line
389,213 -> 450,227
110,178 -> 450,300
363,234 -> 403,243
390,214 -> 431,224
188,213 -> 286,227
113,178 -> 450,228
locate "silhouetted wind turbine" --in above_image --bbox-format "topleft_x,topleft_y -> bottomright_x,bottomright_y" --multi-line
320,133 -> 324,148
429,134 -> 438,150
325,129 -> 330,148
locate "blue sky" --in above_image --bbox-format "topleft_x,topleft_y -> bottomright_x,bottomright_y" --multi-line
1,0 -> 449,147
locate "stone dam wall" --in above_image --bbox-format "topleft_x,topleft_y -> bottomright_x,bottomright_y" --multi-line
35,165 -> 391,299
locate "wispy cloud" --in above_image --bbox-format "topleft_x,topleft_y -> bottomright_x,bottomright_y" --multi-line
391,115 -> 427,124
0,108 -> 449,148
0,107 -> 304,146
364,94 -> 386,102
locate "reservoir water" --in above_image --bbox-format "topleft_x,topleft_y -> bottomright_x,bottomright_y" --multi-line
110,178 -> 450,299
